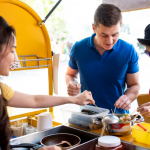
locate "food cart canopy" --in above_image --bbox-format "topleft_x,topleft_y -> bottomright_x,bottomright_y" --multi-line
102,0 -> 150,12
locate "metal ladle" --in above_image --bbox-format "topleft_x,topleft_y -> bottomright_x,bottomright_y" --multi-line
100,114 -> 119,137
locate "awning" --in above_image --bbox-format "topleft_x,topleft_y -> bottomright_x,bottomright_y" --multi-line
102,0 -> 150,12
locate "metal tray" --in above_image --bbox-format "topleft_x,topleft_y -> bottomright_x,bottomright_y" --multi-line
10,125 -> 99,150
10,125 -> 150,150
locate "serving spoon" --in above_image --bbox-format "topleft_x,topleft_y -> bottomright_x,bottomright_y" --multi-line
94,104 -> 106,117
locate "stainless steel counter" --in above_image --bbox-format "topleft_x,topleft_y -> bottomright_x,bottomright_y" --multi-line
10,125 -> 150,150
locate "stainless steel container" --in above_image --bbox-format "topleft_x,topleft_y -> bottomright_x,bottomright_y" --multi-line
105,113 -> 133,136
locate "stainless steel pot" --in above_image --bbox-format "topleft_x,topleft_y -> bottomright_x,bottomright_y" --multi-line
105,113 -> 134,136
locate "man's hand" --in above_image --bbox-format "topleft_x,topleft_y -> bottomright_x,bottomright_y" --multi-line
39,146 -> 61,150
74,90 -> 95,105
137,102 -> 150,117
114,95 -> 131,110
67,81 -> 81,96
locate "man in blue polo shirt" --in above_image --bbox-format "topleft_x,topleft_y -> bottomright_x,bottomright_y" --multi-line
65,4 -> 140,114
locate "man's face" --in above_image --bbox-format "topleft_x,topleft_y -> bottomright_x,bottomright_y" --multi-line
145,46 -> 150,57
92,22 -> 121,50
146,46 -> 150,52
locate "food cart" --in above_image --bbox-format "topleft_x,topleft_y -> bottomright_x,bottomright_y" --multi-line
0,0 -> 150,149
0,0 -> 61,126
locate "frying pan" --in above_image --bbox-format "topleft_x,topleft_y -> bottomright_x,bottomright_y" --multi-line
10,133 -> 81,150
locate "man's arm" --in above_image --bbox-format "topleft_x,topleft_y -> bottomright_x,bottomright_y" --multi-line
65,66 -> 79,85
115,72 -> 140,110
65,66 -> 81,96
125,72 -> 140,102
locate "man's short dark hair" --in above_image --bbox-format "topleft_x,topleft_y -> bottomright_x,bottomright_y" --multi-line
94,3 -> 122,27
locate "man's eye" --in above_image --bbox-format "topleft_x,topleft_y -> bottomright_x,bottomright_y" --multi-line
11,51 -> 15,53
112,34 -> 118,37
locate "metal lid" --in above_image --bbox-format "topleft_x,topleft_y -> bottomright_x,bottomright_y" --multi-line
98,136 -> 121,147
102,114 -> 119,125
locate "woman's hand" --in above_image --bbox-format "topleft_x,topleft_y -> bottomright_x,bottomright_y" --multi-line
137,102 -> 150,117
73,90 -> 95,105
39,146 -> 61,150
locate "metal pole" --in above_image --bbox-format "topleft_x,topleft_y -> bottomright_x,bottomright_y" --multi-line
42,0 -> 62,23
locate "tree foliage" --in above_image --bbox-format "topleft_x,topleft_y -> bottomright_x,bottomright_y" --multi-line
20,0 -> 68,41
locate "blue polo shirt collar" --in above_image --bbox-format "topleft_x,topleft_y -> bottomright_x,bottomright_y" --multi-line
89,33 -> 117,51
89,33 -> 96,48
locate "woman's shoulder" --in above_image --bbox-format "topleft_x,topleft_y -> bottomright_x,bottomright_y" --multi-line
0,82 -> 9,89
0,82 -> 15,100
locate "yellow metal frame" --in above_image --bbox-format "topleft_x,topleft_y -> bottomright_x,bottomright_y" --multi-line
0,0 -> 54,117
10,109 -> 62,128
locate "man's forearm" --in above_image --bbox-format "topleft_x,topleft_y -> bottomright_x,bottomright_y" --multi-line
65,75 -> 78,86
124,84 -> 140,102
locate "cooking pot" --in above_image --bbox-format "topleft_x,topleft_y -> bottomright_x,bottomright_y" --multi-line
10,133 -> 81,150
105,113 -> 135,136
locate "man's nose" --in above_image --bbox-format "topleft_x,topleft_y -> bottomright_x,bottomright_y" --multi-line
107,36 -> 113,44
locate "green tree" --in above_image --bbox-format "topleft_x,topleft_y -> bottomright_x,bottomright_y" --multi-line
20,0 -> 68,41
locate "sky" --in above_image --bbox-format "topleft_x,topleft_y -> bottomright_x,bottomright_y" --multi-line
21,0 -> 102,41
122,8 -> 150,38
21,0 -> 150,41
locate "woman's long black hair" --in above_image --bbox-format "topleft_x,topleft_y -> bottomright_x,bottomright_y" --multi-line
0,16 -> 16,150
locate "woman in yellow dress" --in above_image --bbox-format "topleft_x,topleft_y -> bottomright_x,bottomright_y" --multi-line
137,24 -> 150,118
0,16 -> 95,150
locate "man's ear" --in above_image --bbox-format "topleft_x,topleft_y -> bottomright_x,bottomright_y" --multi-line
92,24 -> 96,33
